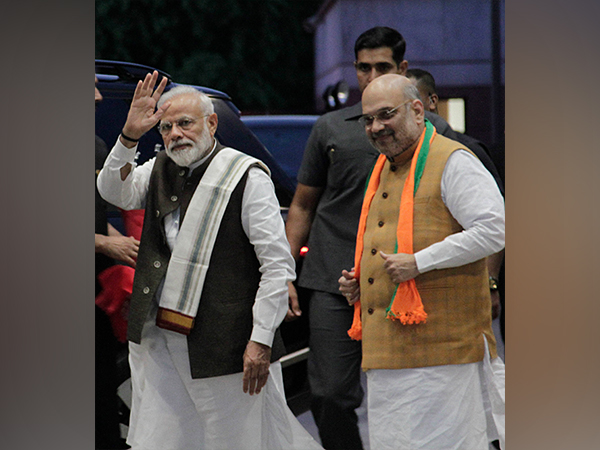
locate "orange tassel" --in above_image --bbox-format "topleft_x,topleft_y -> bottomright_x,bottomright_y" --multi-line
348,301 -> 363,341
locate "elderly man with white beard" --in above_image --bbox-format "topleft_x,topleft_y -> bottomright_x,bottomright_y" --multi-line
97,71 -> 323,450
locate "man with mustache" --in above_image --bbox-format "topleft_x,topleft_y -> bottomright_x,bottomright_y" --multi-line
285,26 -> 504,449
339,74 -> 505,449
97,71 -> 322,450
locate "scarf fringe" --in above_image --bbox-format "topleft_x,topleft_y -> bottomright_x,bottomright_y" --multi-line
348,301 -> 363,341
386,307 -> 428,325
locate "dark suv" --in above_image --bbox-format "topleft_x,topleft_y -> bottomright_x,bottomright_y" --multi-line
241,115 -> 318,184
95,60 -> 310,416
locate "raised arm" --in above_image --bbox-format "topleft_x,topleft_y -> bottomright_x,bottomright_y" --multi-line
120,71 -> 170,140
116,70 -> 171,178
97,71 -> 169,209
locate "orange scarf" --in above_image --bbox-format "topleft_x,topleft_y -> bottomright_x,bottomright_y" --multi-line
348,121 -> 436,341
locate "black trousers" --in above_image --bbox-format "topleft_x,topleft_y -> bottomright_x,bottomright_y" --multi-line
307,290 -> 364,450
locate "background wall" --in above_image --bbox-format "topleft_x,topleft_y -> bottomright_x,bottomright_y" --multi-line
307,0 -> 505,176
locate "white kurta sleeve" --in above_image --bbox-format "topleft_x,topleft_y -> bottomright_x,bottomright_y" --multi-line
241,167 -> 296,347
414,149 -> 505,273
97,139 -> 156,210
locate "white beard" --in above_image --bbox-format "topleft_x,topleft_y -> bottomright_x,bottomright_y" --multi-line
166,127 -> 213,167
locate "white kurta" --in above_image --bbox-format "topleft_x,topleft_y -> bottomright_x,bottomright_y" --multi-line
127,305 -> 322,450
98,140 -> 322,449
366,149 -> 506,450
414,149 -> 505,271
367,337 -> 505,450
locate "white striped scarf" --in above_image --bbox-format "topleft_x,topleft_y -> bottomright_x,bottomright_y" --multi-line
156,148 -> 269,334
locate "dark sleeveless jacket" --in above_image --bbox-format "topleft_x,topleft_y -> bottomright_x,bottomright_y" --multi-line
127,142 -> 286,379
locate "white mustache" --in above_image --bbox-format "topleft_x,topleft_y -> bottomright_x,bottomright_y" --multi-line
168,138 -> 195,151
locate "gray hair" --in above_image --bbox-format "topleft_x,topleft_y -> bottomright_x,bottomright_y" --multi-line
402,81 -> 421,102
157,85 -> 215,115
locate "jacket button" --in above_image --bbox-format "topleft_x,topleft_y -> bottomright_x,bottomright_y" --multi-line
390,165 -> 397,172
171,195 -> 178,202
143,287 -> 150,294
371,248 -> 377,255
155,210 -> 160,217
368,278 -> 374,284
378,221 -> 384,227
368,308 -> 374,315
179,169 -> 186,176
382,192 -> 388,198
153,261 -> 161,268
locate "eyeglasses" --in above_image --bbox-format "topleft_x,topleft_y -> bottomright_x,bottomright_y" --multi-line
157,116 -> 208,136
357,100 -> 411,127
